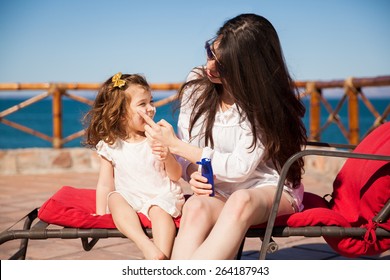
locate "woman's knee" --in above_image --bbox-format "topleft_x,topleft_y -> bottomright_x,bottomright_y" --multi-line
183,196 -> 209,213
225,190 -> 254,221
181,197 -> 213,223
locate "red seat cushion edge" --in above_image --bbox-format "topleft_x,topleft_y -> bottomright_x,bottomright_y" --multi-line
38,186 -> 181,229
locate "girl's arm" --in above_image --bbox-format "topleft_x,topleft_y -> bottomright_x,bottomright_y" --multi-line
95,157 -> 115,215
164,151 -> 182,181
150,141 -> 182,181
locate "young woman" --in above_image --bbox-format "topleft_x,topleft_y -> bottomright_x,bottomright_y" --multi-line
139,13 -> 307,259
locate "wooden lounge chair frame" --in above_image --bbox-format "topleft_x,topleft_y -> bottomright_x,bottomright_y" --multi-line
1,143 -> 390,260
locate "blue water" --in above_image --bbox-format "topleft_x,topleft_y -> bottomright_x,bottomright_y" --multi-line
0,96 -> 389,149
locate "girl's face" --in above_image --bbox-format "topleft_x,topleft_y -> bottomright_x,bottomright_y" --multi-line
124,85 -> 155,135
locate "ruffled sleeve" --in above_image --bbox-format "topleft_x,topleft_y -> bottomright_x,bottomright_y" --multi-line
96,140 -> 113,162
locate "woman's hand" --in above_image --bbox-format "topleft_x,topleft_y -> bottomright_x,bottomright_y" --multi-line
190,171 -> 213,196
138,110 -> 177,147
138,109 -> 204,164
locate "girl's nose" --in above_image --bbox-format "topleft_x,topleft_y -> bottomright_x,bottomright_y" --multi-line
146,105 -> 156,116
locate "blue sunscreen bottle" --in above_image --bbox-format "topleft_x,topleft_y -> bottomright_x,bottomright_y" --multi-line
196,158 -> 215,197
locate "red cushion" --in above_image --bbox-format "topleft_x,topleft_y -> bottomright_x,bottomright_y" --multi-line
331,122 -> 390,224
38,186 -> 181,229
287,191 -> 348,227
287,208 -> 350,227
288,123 -> 390,257
328,123 -> 390,257
254,192 -> 329,228
39,186 -> 329,230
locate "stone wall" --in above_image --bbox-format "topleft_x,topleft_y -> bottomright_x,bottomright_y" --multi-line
0,148 -> 100,175
0,147 -> 347,178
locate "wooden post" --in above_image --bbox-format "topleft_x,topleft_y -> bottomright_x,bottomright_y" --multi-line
307,82 -> 321,141
345,77 -> 359,145
51,84 -> 63,148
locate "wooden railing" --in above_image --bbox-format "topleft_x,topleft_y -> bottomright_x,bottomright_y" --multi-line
296,76 -> 390,144
0,83 -> 181,149
0,76 -> 389,148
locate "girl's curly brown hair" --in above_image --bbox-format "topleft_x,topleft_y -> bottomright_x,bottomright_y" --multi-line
83,73 -> 150,148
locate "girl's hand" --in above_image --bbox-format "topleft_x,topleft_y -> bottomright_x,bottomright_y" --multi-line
150,141 -> 169,161
189,171 -> 213,196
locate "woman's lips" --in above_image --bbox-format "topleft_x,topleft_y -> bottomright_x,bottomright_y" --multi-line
206,69 -> 218,79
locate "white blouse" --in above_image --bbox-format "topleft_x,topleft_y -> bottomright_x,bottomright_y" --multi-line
177,68 -> 303,209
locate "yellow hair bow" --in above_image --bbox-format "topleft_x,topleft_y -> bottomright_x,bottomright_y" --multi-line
112,72 -> 126,88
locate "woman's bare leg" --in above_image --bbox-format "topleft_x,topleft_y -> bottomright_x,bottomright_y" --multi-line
171,195 -> 225,259
190,187 -> 295,259
149,206 -> 176,259
108,193 -> 165,260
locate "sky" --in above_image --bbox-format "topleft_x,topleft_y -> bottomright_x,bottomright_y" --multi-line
0,0 -> 389,85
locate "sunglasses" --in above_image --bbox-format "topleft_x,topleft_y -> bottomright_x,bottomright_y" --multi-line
205,39 -> 221,65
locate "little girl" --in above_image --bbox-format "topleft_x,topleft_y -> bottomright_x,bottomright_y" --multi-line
83,72 -> 184,260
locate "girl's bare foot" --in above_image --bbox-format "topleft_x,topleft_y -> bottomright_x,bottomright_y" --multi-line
139,240 -> 167,260
153,252 -> 168,260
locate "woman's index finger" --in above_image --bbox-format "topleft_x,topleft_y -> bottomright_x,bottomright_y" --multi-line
138,110 -> 159,128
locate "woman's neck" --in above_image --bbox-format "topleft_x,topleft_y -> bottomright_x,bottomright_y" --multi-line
220,90 -> 235,112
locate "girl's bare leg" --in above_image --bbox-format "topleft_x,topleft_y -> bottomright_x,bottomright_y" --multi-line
171,195 -> 225,259
190,187 -> 295,259
148,206 -> 176,259
108,193 -> 165,260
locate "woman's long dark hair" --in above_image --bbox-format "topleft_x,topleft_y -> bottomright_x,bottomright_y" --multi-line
178,14 -> 307,187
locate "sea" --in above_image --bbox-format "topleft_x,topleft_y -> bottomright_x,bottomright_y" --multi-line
0,91 -> 389,149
